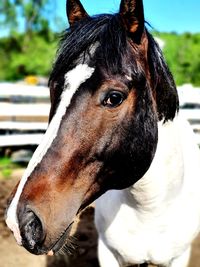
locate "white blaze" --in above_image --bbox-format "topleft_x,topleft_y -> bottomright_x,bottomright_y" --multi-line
6,64 -> 95,245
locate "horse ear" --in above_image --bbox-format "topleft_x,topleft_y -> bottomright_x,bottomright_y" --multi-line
119,0 -> 144,38
66,0 -> 89,27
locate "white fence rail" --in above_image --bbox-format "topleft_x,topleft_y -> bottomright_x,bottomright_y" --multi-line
179,110 -> 200,146
0,83 -> 49,148
178,84 -> 200,146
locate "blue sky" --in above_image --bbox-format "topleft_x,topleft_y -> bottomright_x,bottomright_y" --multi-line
1,0 -> 199,36
55,0 -> 200,33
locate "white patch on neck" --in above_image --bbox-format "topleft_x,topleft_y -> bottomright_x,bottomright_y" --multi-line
6,64 -> 95,245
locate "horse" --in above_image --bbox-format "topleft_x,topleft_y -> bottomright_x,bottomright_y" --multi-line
5,0 -> 200,266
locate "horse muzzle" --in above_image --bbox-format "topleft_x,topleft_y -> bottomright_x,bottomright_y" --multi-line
19,209 -> 46,255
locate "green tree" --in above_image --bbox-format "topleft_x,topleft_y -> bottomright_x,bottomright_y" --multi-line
0,0 -> 51,38
155,32 -> 200,87
0,1 -> 64,81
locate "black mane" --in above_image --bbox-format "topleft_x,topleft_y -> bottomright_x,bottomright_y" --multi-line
49,14 -> 129,82
49,13 -> 179,122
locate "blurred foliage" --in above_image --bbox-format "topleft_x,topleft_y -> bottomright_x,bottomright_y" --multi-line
0,0 -> 51,36
0,32 -> 58,80
0,157 -> 19,179
0,0 -> 64,81
1,31 -> 200,85
155,32 -> 200,86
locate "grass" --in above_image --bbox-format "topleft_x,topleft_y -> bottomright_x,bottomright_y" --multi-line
0,157 -> 20,179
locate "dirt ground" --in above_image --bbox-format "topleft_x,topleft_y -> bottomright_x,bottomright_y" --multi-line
0,169 -> 200,267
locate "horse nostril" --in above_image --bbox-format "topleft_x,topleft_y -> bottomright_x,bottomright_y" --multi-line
20,210 -> 45,252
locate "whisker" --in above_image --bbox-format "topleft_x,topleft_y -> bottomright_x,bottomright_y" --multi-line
57,235 -> 78,256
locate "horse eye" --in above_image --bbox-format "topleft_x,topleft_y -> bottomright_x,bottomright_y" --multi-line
103,91 -> 126,108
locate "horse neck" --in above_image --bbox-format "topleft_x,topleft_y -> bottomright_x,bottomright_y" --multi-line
124,118 -> 184,215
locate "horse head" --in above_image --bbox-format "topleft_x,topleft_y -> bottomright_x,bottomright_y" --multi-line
6,0 -> 178,256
